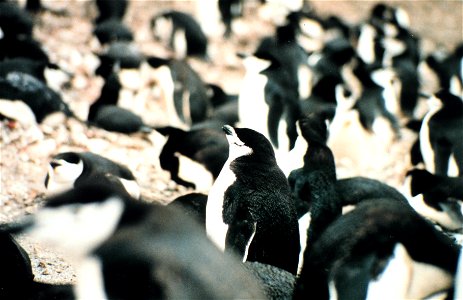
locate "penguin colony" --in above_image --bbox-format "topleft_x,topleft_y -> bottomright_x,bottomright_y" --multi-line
0,0 -> 462,299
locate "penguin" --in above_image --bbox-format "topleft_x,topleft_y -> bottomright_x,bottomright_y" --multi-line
288,113 -> 410,274
146,56 -> 212,128
206,83 -> 239,127
94,0 -> 128,24
0,57 -> 72,92
286,113 -> 341,273
0,229 -> 75,300
244,261 -> 296,300
167,192 -> 207,228
218,0 -> 244,38
23,0 -> 68,15
0,1 -> 34,39
95,41 -> 144,79
0,71 -> 77,123
422,43 -> 463,96
150,10 -> 208,60
2,181 -> 265,299
156,125 -> 229,191
206,124 -> 300,274
243,20 -> 308,153
419,90 -> 463,177
44,151 -> 140,199
403,168 -> 463,232
455,249 -> 463,299
87,71 -> 155,134
294,198 -> 461,300
0,34 -> 50,63
0,3 -> 51,63
351,59 -> 402,139
93,19 -> 134,46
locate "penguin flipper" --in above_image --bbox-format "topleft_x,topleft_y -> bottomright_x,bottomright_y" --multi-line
225,209 -> 257,262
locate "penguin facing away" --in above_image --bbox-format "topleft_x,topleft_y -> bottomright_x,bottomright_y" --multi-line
44,151 -> 140,199
150,10 -> 208,60
419,90 -> 463,177
2,181 -> 265,299
206,125 -> 300,275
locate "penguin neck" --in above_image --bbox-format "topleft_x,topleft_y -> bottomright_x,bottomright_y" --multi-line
302,142 -> 341,254
303,142 -> 337,180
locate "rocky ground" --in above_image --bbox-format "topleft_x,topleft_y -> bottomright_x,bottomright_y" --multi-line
0,0 -> 461,287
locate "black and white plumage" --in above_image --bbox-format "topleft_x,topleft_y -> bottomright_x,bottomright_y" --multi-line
44,151 -> 140,199
150,10 -> 208,59
157,125 -> 229,191
419,90 -> 463,177
422,43 -> 463,96
147,56 -> 212,128
351,59 -> 402,138
3,182 -> 265,299
0,71 -> 75,123
206,83 -> 239,127
287,113 -> 341,271
294,198 -> 460,300
238,33 -> 306,156
87,72 -> 154,134
206,125 -> 300,274
95,41 -> 144,79
404,168 -> 463,232
217,0 -> 244,38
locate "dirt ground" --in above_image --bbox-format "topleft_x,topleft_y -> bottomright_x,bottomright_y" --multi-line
0,0 -> 462,287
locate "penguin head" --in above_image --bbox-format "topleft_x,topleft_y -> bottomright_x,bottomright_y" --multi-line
45,152 -> 85,194
297,113 -> 329,145
222,125 -> 275,162
6,182 -> 127,258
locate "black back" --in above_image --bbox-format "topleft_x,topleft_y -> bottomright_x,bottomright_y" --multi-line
224,127 -> 300,274
294,198 -> 460,299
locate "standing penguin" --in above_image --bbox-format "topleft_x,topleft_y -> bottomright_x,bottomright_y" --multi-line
419,90 -> 463,177
206,125 -> 300,275
150,10 -> 208,60
44,151 -> 140,199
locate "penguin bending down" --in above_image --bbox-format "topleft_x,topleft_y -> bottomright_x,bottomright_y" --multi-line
156,125 -> 229,191
2,181 -> 265,299
294,198 -> 461,300
206,125 -> 300,275
403,168 -> 463,232
44,151 -> 140,199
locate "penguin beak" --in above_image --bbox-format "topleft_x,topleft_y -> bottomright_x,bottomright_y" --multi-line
50,161 -> 61,169
222,125 -> 233,136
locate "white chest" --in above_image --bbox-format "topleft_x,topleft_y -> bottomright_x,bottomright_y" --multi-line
206,160 -> 236,251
